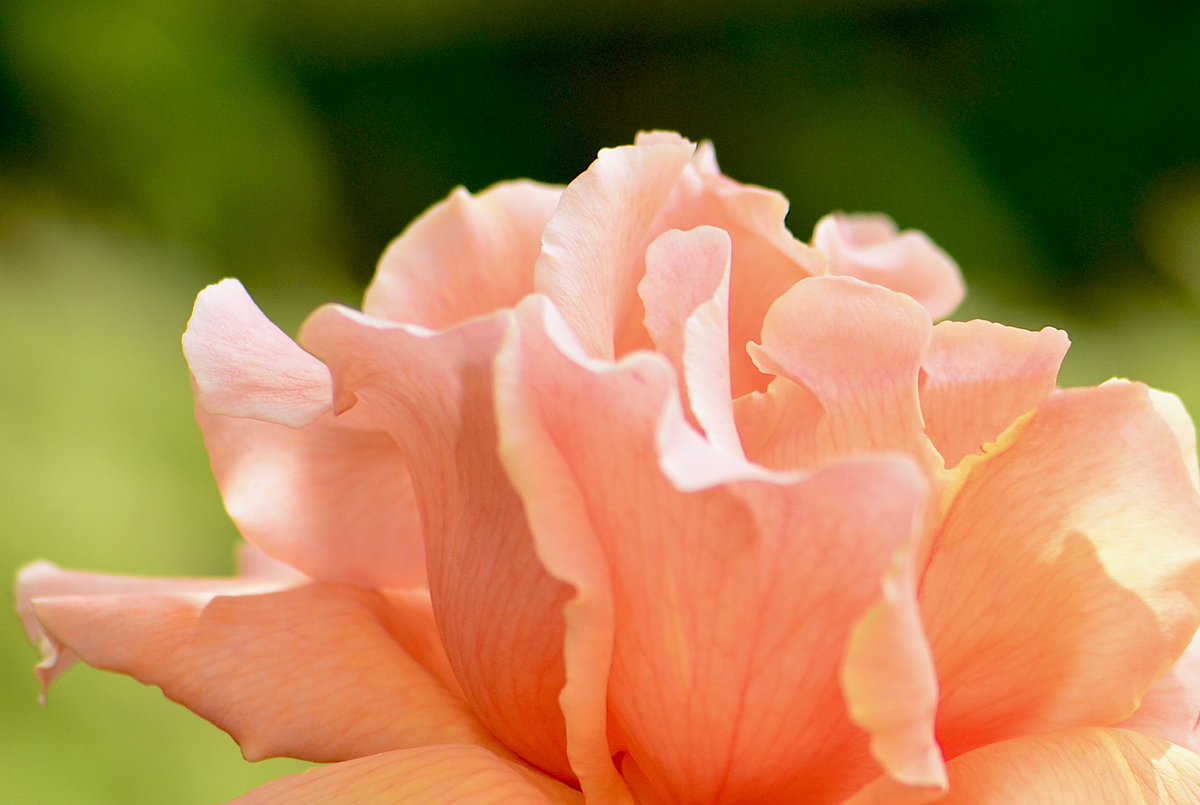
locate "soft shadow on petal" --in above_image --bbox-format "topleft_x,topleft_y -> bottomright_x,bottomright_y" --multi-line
813,213 -> 965,321
498,297 -> 940,804
846,728 -> 1200,805
22,574 -> 504,763
921,384 -> 1200,759
231,744 -> 583,805
364,181 -> 562,328
302,305 -> 576,783
919,320 -> 1069,469
183,279 -> 332,428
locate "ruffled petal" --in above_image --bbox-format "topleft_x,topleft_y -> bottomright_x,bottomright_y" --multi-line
496,297 -> 940,804
301,306 -> 576,782
846,728 -> 1200,804
919,320 -> 1069,468
363,180 -> 562,327
18,566 -> 496,762
231,744 -> 583,805
183,279 -> 332,428
920,383 -> 1200,759
813,213 -> 964,320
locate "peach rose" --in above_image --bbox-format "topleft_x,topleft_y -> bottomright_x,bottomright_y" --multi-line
17,133 -> 1200,803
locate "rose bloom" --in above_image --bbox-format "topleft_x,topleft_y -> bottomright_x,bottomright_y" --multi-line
16,132 -> 1200,803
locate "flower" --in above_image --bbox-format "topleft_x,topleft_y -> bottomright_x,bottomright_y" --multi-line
16,132 -> 1200,803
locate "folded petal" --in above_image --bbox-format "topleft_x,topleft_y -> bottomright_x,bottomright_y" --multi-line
183,279 -> 332,428
1119,627 -> 1200,752
364,180 -> 563,327
846,728 -> 1200,804
919,320 -> 1069,468
21,569 -> 503,763
920,383 -> 1200,759
497,297 -> 940,804
301,306 -> 576,782
232,744 -> 582,805
813,213 -> 965,320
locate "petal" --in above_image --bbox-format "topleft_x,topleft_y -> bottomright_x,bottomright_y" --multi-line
183,279 -> 332,428
813,213 -> 965,320
22,569 -> 503,763
301,306 -> 576,782
533,137 -> 696,359
1119,627 -> 1200,752
1149,388 -> 1200,491
363,180 -> 563,327
921,383 -> 1200,759
846,728 -> 1200,804
919,320 -> 1070,468
638,226 -> 741,455
232,744 -> 582,805
497,297 -> 941,803
197,405 -> 426,589
738,276 -> 939,473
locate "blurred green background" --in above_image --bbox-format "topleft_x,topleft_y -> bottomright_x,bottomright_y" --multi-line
2,1 -> 1199,802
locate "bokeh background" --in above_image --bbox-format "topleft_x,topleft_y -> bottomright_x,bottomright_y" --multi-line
3,1 -> 1199,801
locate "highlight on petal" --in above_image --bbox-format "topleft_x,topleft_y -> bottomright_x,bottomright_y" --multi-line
813,212 -> 965,320
364,180 -> 563,327
919,320 -> 1069,468
920,382 -> 1200,759
183,279 -> 332,428
1149,387 -> 1200,491
846,728 -> 1200,805
232,744 -> 582,805
23,574 -> 505,763
496,296 -> 940,803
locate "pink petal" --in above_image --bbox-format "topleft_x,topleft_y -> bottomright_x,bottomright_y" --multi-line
919,320 -> 1070,468
183,279 -> 332,428
813,213 -> 965,320
1119,627 -> 1200,752
496,297 -> 941,803
739,276 -> 940,473
232,744 -> 582,805
534,137 -> 696,359
846,728 -> 1200,804
197,405 -> 426,589
300,305 -> 577,783
20,566 -> 503,763
638,226 -> 741,455
920,383 -> 1200,759
363,180 -> 562,327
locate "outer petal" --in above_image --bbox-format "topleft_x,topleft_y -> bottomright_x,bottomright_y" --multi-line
301,306 -> 576,783
363,180 -> 563,327
919,320 -> 1070,468
533,136 -> 696,359
20,567 -> 502,763
738,276 -> 940,473
183,279 -> 332,428
813,213 -> 965,320
921,383 -> 1200,759
232,745 -> 582,805
846,728 -> 1200,805
497,297 -> 941,804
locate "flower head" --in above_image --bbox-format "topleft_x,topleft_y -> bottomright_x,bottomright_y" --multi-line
17,133 -> 1200,803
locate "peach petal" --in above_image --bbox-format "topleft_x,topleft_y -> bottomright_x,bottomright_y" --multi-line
813,213 -> 965,320
197,405 -> 426,589
1149,387 -> 1200,491
740,276 -> 939,472
183,279 -> 332,428
534,137 -> 695,359
639,226 -> 741,455
919,320 -> 1070,468
498,297 -> 939,803
846,728 -> 1200,804
232,744 -> 583,805
921,383 -> 1200,759
24,575 -> 505,763
301,305 -> 576,782
363,180 -> 563,327
1119,626 -> 1200,752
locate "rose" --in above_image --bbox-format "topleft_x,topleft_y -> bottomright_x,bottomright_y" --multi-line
17,132 -> 1200,803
